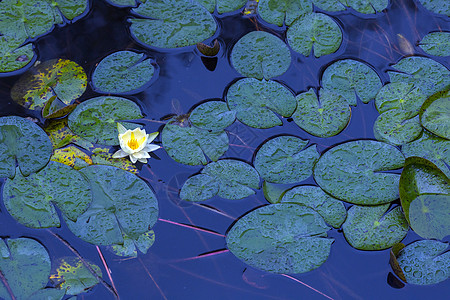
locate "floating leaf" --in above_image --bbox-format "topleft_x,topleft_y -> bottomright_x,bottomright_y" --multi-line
402,131 -> 450,178
162,119 -> 229,165
109,230 -> 155,257
189,101 -> 236,131
226,203 -> 333,274
50,257 -> 101,296
281,185 -> 347,229
395,240 -> 450,285
312,0 -> 345,12
51,145 -> 92,170
129,0 -> 217,48
420,89 -> 450,140
28,288 -> 65,300
254,136 -> 319,184
42,95 -> 77,119
231,31 -> 291,80
417,0 -> 450,16
257,0 -> 312,26
105,0 -> 137,7
419,31 -> 450,56
45,118 -> 94,150
197,39 -> 220,56
0,116 -> 52,178
287,12 -> 342,57
322,59 -> 382,106
373,110 -> 422,145
293,88 -> 351,137
48,0 -> 88,21
68,96 -> 143,145
65,165 -> 159,245
91,148 -> 138,174
92,50 -> 155,94
262,181 -> 287,204
0,36 -> 35,73
342,204 -> 409,250
399,157 -> 450,240
389,243 -> 407,282
0,238 -> 51,300
343,0 -> 389,14
3,161 -> 91,228
196,0 -> 247,13
226,78 -> 296,128
314,140 -> 405,205
180,174 -> 220,202
375,82 -> 427,114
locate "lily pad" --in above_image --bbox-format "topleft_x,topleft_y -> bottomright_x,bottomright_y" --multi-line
231,31 -> 291,80
0,36 -> 35,74
3,161 -> 91,228
68,96 -> 143,145
196,0 -> 247,13
49,257 -> 101,296
106,0 -> 137,7
0,116 -> 52,179
48,0 -> 89,21
322,59 -> 382,106
419,32 -> 450,56
0,238 -> 51,300
314,140 -> 405,205
226,78 -> 296,128
343,0 -> 389,14
92,50 -> 155,94
312,0 -> 345,12
257,0 -> 312,26
375,82 -> 428,114
399,157 -> 450,240
254,135 -> 319,184
129,0 -> 217,48
402,131 -> 450,178
226,203 -> 333,274
342,204 -> 409,250
51,145 -> 92,170
373,110 -> 422,145
42,96 -> 78,119
417,0 -> 450,16
281,185 -> 347,229
65,165 -> 159,245
189,101 -> 236,131
180,173 -> 220,202
162,119 -> 229,165
45,118 -> 94,150
28,288 -> 65,300
91,147 -> 138,174
293,88 -> 351,137
109,230 -> 155,257
395,240 -> 450,285
10,59 -> 87,110
287,12 -> 342,57
262,181 -> 287,204
420,89 -> 450,140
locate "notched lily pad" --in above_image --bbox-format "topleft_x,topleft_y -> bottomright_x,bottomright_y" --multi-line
189,101 -> 236,131
287,12 -> 342,58
180,173 -> 220,202
419,31 -> 450,56
375,82 -> 427,114
226,78 -> 296,128
417,0 -> 450,17
109,230 -> 155,257
262,181 -> 287,204
45,118 -> 94,150
51,145 -> 92,170
49,0 -> 89,21
3,161 -> 92,228
226,203 -> 333,274
231,31 -> 291,80
0,36 -> 35,74
196,0 -> 247,13
322,59 -> 382,106
254,135 -> 319,184
0,116 -> 52,178
92,50 -> 156,94
68,96 -> 143,145
342,204 -> 409,250
257,0 -> 312,26
420,88 -> 450,140
343,0 -> 389,14
373,110 -> 422,146
314,140 -> 405,205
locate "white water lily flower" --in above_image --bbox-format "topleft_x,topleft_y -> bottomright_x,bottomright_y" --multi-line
112,123 -> 160,164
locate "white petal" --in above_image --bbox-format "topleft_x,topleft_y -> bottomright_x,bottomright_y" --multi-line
138,157 -> 148,163
133,151 -> 150,159
117,123 -> 128,134
129,154 -> 138,164
143,144 -> 161,152
112,149 -> 129,158
147,132 -> 159,143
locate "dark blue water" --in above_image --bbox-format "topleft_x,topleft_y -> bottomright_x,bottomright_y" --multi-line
0,0 -> 449,299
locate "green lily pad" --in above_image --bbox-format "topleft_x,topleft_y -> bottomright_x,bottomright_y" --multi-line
196,0 -> 247,13
420,89 -> 450,140
51,145 -> 92,170
45,118 -> 94,150
109,230 -> 155,257
65,165 -> 159,245
343,0 -> 389,14
0,116 -> 52,179
262,181 -> 287,204
105,0 -> 137,7
388,56 -> 450,98
162,119 -> 229,165
281,185 -> 347,229
226,78 -> 296,128
11,59 -> 87,110
322,59 -> 382,106
226,203 -> 333,274
92,50 -> 155,94
287,12 -> 342,57
373,110 -> 422,146
293,88 -> 351,137
342,204 -> 409,250
399,157 -> 450,240
180,174 -> 220,202
48,0 -> 89,21
402,131 -> 450,178
2,161 -> 91,228
231,31 -> 291,80
395,240 -> 450,285
129,0 -> 217,48
375,82 -> 428,114
42,96 -> 78,119
189,101 -> 236,131
50,257 -> 101,296
68,96 -> 143,145
419,32 -> 450,56
312,0 -> 345,12
254,135 -> 319,184
417,0 -> 450,16
0,36 -> 35,73
0,238 -> 51,300
28,288 -> 65,300
257,0 -> 312,26
314,140 -> 405,205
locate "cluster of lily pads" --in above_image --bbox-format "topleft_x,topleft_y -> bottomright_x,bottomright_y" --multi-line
0,0 -> 449,298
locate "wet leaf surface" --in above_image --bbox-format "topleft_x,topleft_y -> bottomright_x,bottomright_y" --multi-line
258,0 -> 312,26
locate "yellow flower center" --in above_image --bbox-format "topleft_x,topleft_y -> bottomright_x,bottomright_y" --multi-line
127,132 -> 140,150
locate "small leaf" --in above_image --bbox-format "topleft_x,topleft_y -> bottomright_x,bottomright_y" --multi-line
109,230 -> 156,257
420,88 -> 450,140
262,181 -> 287,204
